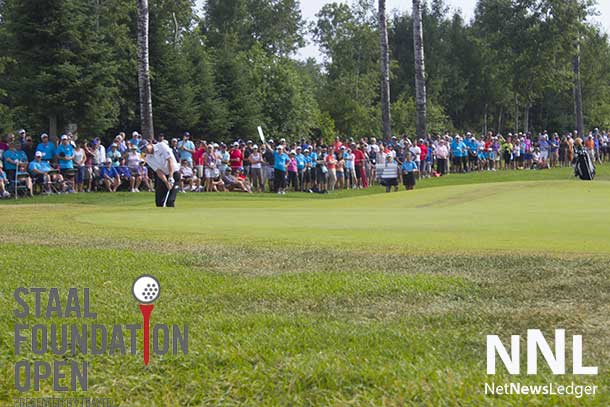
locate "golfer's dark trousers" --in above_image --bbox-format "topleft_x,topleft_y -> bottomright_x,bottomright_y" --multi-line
155,175 -> 178,207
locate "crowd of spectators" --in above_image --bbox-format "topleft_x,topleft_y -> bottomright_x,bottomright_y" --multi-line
0,128 -> 607,198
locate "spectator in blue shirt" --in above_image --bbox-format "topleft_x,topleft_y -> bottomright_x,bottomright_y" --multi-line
273,146 -> 290,194
402,153 -> 419,190
55,135 -> 75,170
4,141 -> 28,180
100,160 -> 120,192
36,133 -> 55,162
295,146 -> 306,191
107,144 -> 122,167
178,132 -> 195,165
29,151 -> 64,193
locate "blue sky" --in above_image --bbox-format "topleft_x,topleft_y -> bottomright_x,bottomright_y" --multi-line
196,0 -> 610,60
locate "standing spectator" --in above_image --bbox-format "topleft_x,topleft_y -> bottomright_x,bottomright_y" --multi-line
22,135 -> 36,162
273,145 -> 289,195
178,132 -> 195,165
287,151 -> 298,191
4,141 -> 26,181
107,144 -> 121,167
262,143 -> 275,192
170,138 -> 180,162
434,139 -> 449,175
295,147 -> 306,191
73,141 -> 87,192
336,154 -> 345,190
229,142 -> 243,172
381,155 -> 399,193
193,140 -> 205,180
204,145 -> 218,192
36,133 -> 56,163
402,152 -> 419,190
249,145 -> 264,192
353,144 -> 366,188
325,150 -> 337,191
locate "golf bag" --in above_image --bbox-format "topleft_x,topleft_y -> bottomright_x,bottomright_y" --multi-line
574,149 -> 595,180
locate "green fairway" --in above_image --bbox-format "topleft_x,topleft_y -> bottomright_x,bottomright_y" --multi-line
0,167 -> 609,406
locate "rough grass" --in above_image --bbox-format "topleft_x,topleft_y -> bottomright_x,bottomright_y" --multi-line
0,167 -> 609,406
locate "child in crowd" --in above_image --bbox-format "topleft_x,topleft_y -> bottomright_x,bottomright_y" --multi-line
402,152 -> 418,191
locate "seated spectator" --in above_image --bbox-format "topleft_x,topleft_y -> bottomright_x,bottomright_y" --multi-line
179,159 -> 201,192
100,160 -> 120,192
0,161 -> 10,198
221,168 -> 251,193
116,158 -> 138,192
235,168 -> 252,193
16,162 -> 34,197
29,151 -> 64,194
136,161 -> 153,192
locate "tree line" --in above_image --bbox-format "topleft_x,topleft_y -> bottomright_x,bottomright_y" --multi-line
0,0 -> 608,143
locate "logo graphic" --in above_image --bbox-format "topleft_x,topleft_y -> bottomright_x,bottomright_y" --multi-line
132,275 -> 161,365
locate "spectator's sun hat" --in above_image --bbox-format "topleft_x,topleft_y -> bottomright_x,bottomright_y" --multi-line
35,151 -> 43,158
132,131 -> 139,136
290,150 -> 296,155
340,146 -> 346,150
111,143 -> 118,148
280,138 -> 286,143
60,134 -> 68,141
233,142 -> 239,147
252,145 -> 259,150
129,145 -> 137,150
247,140 -> 253,144
184,132 -> 191,137
40,133 -> 49,140
18,129 -> 26,135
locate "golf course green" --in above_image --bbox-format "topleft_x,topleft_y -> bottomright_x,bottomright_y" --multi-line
0,166 -> 608,406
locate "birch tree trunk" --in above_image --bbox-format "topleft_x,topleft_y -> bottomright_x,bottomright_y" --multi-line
136,0 -> 154,138
573,39 -> 584,136
379,0 -> 392,140
412,0 -> 427,139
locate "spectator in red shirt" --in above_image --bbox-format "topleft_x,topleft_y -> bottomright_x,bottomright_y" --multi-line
418,139 -> 428,173
192,140 -> 205,179
229,142 -> 243,171
353,144 -> 368,188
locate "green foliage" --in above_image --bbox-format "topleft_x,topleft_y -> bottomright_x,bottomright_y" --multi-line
0,0 -> 608,140
392,94 -> 451,136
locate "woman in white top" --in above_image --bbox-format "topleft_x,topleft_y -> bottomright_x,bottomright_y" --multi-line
73,141 -> 87,192
249,145 -> 264,192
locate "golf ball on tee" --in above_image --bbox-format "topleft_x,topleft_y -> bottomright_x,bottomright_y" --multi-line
132,275 -> 161,304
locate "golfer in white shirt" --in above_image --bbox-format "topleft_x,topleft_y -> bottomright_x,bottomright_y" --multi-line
144,141 -> 180,207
